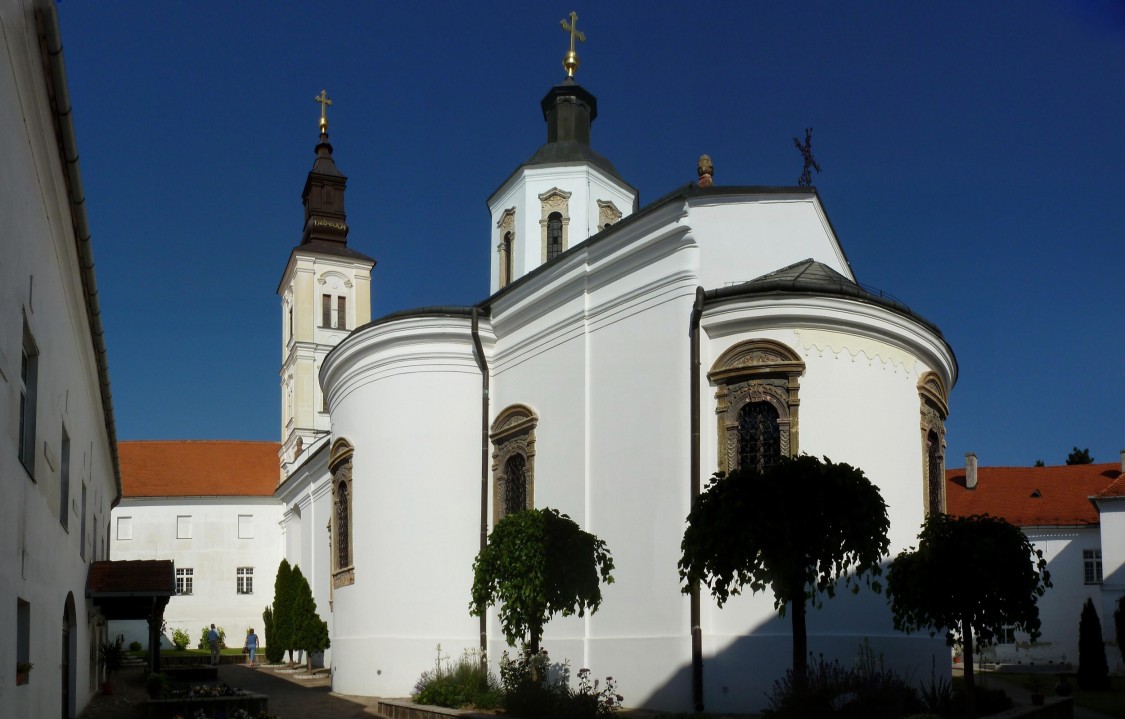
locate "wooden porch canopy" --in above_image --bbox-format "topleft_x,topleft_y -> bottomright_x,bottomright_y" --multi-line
86,560 -> 174,672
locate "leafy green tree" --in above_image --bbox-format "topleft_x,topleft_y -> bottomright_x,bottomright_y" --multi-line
272,559 -> 295,664
1033,459 -> 1045,467
887,513 -> 1050,717
470,507 -> 614,653
1078,597 -> 1110,690
679,455 -> 890,684
1066,447 -> 1093,465
292,565 -> 331,671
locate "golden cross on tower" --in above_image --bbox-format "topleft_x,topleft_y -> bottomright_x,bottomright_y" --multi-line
560,11 -> 585,78
315,89 -> 332,133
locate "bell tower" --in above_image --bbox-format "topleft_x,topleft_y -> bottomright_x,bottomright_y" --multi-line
277,91 -> 375,479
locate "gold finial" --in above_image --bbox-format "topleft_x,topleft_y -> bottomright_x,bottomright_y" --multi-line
697,155 -> 714,187
560,11 -> 585,78
315,89 -> 333,133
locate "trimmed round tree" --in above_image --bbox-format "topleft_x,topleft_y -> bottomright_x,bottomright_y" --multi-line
470,507 -> 614,652
887,513 -> 1050,716
678,455 -> 890,683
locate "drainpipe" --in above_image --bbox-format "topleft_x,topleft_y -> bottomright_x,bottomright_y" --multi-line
471,308 -> 490,655
689,286 -> 705,711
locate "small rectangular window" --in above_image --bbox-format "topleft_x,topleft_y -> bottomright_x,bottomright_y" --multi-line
238,514 -> 253,539
60,426 -> 70,529
236,567 -> 254,594
117,516 -> 133,540
177,515 -> 192,539
337,296 -> 347,329
176,568 -> 193,595
80,484 -> 87,560
18,323 -> 39,476
998,625 -> 1017,644
321,294 -> 331,327
1084,549 -> 1103,584
17,599 -> 30,685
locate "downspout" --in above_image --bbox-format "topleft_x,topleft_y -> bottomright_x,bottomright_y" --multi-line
470,308 -> 489,655
689,286 -> 705,711
40,5 -> 122,507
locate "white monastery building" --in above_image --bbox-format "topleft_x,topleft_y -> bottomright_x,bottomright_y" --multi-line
274,39 -> 960,714
1,1 -> 121,717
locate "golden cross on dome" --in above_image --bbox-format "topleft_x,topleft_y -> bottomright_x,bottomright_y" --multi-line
315,89 -> 332,133
560,11 -> 585,78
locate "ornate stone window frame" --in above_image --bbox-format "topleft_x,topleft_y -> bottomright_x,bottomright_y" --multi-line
497,208 -> 516,288
597,199 -> 622,230
709,340 -> 805,475
330,438 -> 355,589
538,188 -> 572,262
490,404 -> 538,523
918,372 -> 949,516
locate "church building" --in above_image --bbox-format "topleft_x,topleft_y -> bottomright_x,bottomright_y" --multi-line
275,20 -> 958,714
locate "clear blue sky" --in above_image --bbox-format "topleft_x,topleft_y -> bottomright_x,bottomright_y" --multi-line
58,2 -> 1124,468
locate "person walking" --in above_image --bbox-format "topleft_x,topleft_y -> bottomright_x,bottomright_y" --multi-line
244,628 -> 259,667
207,624 -> 221,666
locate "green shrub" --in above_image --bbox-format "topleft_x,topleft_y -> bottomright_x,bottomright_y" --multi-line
198,626 -> 226,650
128,640 -> 143,652
144,671 -> 168,699
497,647 -> 622,718
1078,597 -> 1111,690
171,628 -> 191,651
412,646 -> 501,710
763,648 -> 923,719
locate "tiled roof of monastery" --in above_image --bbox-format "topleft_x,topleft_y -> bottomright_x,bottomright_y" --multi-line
119,440 -> 280,498
87,560 -> 175,596
945,462 -> 1122,527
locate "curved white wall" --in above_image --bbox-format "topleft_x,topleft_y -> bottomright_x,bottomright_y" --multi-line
323,315 -> 486,696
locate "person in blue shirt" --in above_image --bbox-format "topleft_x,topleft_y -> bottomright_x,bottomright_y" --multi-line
244,628 -> 259,667
207,624 -> 220,666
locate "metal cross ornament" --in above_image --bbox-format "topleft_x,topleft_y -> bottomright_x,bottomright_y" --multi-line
560,11 -> 586,77
315,90 -> 333,133
793,127 -> 821,187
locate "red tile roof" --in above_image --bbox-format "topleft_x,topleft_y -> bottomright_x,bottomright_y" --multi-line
87,560 -> 175,595
1094,475 -> 1125,499
946,462 -> 1121,527
119,440 -> 280,497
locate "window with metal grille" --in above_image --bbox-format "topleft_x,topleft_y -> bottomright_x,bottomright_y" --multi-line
927,430 -> 943,516
1084,549 -> 1103,584
546,212 -> 563,260
176,568 -> 193,595
336,482 -> 350,571
236,567 -> 254,594
737,401 -> 780,473
504,454 -> 528,516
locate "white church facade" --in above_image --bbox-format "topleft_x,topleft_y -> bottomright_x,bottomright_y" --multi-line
274,50 -> 959,713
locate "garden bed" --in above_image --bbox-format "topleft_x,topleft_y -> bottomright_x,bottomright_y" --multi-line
143,690 -> 267,719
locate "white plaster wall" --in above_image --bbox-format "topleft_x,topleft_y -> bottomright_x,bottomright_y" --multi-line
1099,500 -> 1125,672
687,194 -> 854,288
0,4 -> 118,715
322,316 -> 483,696
110,498 -> 283,648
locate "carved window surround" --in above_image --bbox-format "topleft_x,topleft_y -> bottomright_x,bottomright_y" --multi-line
330,438 -> 355,589
490,404 -> 538,524
709,340 -> 805,475
918,372 -> 949,516
597,199 -> 622,230
497,208 -> 516,288
539,188 -> 572,262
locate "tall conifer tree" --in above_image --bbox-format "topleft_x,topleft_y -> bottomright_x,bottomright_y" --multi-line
273,559 -> 295,665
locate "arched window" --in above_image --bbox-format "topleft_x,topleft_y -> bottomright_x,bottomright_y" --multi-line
709,340 -> 805,475
546,213 -> 563,260
504,454 -> 528,516
918,372 -> 949,516
490,404 -> 538,522
329,438 -> 355,588
502,232 -> 514,286
737,401 -> 781,473
539,188 -> 571,262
